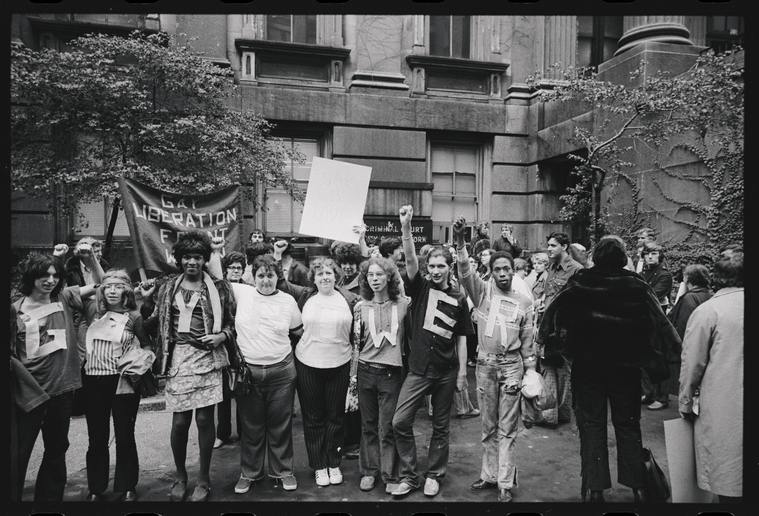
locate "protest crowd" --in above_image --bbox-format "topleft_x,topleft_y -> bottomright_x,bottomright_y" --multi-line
10,203 -> 743,505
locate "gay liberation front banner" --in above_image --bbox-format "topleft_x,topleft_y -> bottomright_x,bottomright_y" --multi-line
118,177 -> 242,273
298,157 -> 372,244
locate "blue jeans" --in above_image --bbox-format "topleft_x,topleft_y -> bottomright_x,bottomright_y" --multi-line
392,365 -> 457,488
357,361 -> 403,484
475,351 -> 524,488
237,354 -> 298,479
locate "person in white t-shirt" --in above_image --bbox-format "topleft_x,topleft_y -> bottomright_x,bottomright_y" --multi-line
275,252 -> 360,488
227,255 -> 303,494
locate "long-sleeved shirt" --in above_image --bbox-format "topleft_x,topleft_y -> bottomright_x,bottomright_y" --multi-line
457,248 -> 534,359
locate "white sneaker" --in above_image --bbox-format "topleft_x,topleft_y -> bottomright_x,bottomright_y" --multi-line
315,468 -> 330,487
328,467 -> 343,485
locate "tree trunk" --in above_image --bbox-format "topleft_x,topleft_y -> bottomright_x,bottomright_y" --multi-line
104,196 -> 121,262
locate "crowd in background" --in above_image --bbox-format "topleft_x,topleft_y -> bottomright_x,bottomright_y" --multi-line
11,216 -> 743,504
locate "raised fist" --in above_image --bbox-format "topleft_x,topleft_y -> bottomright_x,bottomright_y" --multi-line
53,244 -> 69,258
210,236 -> 225,252
399,205 -> 414,225
452,216 -> 467,237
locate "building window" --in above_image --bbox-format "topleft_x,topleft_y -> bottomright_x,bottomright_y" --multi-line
74,197 -> 130,239
706,16 -> 743,53
265,14 -> 317,44
264,137 -> 320,236
577,16 -> 623,70
429,15 -> 471,59
430,144 -> 479,244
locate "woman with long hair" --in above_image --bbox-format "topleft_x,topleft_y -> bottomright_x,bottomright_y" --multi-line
354,257 -> 409,493
139,230 -> 236,502
12,245 -> 102,502
82,269 -> 150,501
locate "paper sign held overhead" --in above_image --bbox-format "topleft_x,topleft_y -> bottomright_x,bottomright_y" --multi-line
299,157 -> 372,244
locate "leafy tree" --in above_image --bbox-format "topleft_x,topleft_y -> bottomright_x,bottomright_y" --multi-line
11,31 -> 304,258
528,49 -> 743,270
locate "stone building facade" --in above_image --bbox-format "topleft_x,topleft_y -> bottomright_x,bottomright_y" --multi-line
10,13 -> 743,264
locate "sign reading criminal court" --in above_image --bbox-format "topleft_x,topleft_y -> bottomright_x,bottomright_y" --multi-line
298,157 -> 372,244
364,217 -> 433,247
118,177 -> 241,273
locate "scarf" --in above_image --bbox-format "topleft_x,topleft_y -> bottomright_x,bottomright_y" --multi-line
154,271 -> 226,375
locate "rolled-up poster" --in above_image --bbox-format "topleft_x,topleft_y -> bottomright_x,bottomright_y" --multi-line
663,417 -> 714,503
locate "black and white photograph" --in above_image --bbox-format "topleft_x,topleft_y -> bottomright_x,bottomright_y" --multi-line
8,3 -> 747,515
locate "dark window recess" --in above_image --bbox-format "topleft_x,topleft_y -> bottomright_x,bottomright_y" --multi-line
257,55 -> 328,81
430,15 -> 470,59
706,16 -> 743,54
427,70 -> 487,93
266,14 -> 317,44
577,16 -> 623,71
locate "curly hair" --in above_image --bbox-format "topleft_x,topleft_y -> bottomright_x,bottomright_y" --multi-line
358,257 -> 401,301
530,252 -> 549,266
95,269 -> 137,317
222,251 -> 246,273
307,257 -> 344,285
172,230 -> 212,265
489,251 -> 514,271
20,253 -> 66,297
332,242 -> 363,266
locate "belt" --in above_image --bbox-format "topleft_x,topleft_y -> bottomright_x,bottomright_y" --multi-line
478,350 -> 519,358
359,361 -> 401,371
247,354 -> 292,369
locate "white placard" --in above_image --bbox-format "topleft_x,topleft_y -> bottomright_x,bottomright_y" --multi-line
298,157 -> 372,244
663,417 -> 715,503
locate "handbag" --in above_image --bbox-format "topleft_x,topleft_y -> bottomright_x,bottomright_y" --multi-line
642,447 -> 671,502
222,334 -> 252,399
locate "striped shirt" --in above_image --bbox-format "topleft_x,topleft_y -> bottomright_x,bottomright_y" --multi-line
84,310 -> 143,376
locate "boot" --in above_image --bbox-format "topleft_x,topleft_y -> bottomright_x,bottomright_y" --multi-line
633,487 -> 647,502
589,490 -> 604,502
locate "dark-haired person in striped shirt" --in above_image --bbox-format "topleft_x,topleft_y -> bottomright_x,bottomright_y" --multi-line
81,269 -> 151,502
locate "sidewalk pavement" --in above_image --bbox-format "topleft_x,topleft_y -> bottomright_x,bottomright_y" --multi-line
20,366 -> 716,508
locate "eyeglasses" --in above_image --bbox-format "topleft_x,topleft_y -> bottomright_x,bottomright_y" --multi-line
227,266 -> 244,271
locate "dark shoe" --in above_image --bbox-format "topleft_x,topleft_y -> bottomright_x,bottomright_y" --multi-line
498,488 -> 513,502
633,487 -> 647,502
535,421 -> 559,429
344,448 -> 360,459
589,490 -> 605,502
122,490 -> 137,502
169,480 -> 187,502
471,478 -> 498,490
191,484 -> 211,502
641,395 -> 653,405
85,492 -> 101,501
